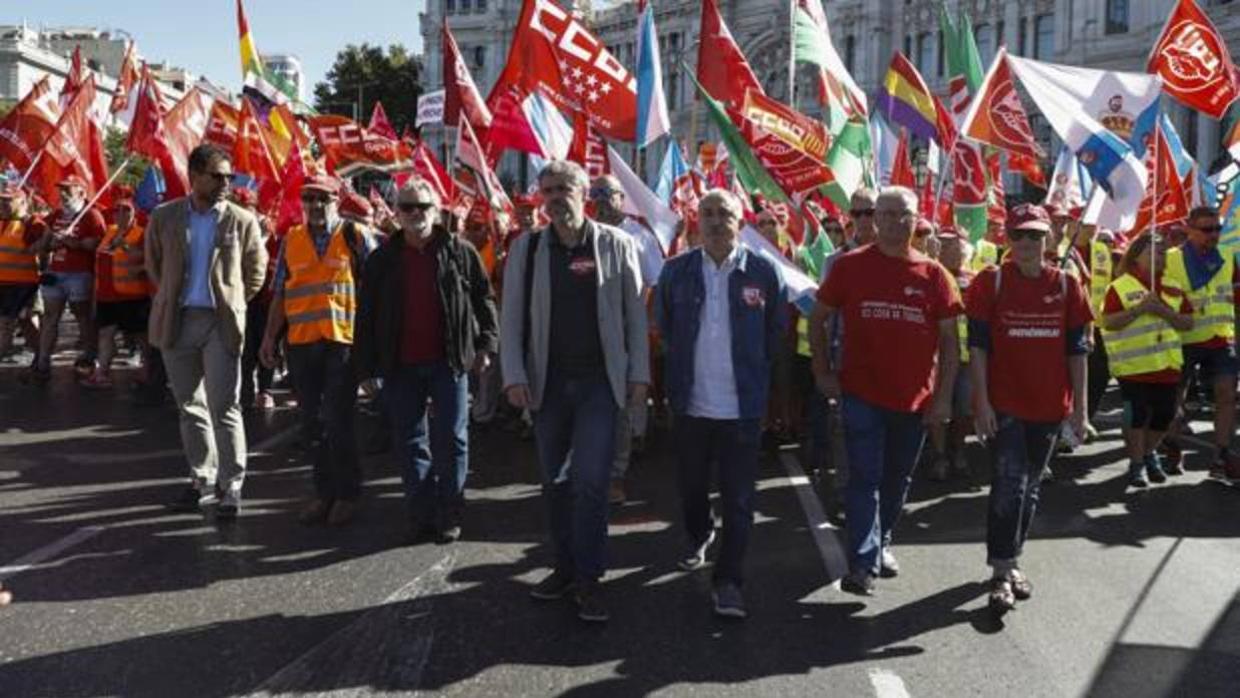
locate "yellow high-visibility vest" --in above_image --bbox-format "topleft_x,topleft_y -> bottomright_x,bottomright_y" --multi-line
1100,273 -> 1185,377
283,224 -> 356,346
1165,246 -> 1234,346
971,238 -> 1000,272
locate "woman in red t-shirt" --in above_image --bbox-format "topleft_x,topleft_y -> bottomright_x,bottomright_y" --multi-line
1099,232 -> 1194,488
965,204 -> 1092,616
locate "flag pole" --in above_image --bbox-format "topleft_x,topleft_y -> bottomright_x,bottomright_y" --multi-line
932,144 -> 950,219
787,0 -> 796,108
16,151 -> 45,189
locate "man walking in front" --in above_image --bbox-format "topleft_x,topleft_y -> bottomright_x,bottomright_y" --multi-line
354,178 -> 498,542
809,186 -> 962,595
656,189 -> 785,619
146,144 -> 267,519
500,160 -> 649,623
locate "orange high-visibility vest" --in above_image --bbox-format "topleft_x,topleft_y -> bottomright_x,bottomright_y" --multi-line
283,224 -> 356,346
0,220 -> 38,285
98,224 -> 149,298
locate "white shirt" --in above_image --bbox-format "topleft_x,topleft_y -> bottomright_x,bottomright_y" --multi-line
687,246 -> 741,419
619,217 -> 665,291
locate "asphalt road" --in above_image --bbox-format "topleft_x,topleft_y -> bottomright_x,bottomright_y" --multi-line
1,352 -> 1238,697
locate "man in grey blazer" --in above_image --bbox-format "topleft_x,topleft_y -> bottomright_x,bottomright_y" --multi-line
145,144 -> 268,519
500,160 -> 649,623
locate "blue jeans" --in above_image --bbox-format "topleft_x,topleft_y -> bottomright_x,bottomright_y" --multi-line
533,371 -> 617,582
986,414 -> 1058,571
287,341 -> 359,500
841,394 -> 925,576
385,361 -> 470,527
675,416 -> 761,586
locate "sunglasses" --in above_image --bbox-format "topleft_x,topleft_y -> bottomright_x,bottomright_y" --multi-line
588,188 -> 620,200
850,208 -> 875,217
301,195 -> 332,205
1196,225 -> 1223,234
397,201 -> 436,213
1009,228 -> 1048,242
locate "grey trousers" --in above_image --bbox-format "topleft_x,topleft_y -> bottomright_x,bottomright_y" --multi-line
163,309 -> 247,495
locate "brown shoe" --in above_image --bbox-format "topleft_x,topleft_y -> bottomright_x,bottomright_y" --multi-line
608,480 -> 626,505
298,498 -> 332,525
327,499 -> 359,526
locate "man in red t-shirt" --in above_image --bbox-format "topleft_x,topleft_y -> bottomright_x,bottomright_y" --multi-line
30,176 -> 106,382
965,203 -> 1091,615
809,186 -> 962,595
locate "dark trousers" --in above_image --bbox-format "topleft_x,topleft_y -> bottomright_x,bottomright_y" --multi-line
675,416 -> 761,586
533,371 -> 618,582
287,341 -> 361,500
1087,330 -> 1110,420
240,301 -> 274,406
385,360 -> 470,527
986,414 -> 1058,568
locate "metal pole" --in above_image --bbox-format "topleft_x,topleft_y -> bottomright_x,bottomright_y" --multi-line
61,157 -> 132,234
17,150 -> 45,189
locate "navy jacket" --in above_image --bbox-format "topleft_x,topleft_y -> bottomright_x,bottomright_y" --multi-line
655,246 -> 787,420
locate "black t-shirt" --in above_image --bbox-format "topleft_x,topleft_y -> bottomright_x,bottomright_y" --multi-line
547,227 -> 605,379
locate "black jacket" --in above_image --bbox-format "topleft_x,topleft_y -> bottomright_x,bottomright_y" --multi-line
354,228 -> 498,378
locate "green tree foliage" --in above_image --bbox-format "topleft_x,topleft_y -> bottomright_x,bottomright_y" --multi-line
313,44 -> 421,134
103,126 -> 149,190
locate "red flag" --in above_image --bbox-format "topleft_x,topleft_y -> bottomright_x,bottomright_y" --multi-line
889,130 -> 916,188
233,98 -> 282,185
368,101 -> 398,140
109,42 -> 140,115
482,84 -> 546,159
203,99 -> 241,151
455,115 -> 511,216
0,77 -> 59,172
37,76 -> 108,207
1132,127 -> 1191,233
308,114 -> 412,176
932,94 -> 958,154
59,46 -> 85,108
161,88 -> 215,198
962,49 -> 1044,160
919,168 -> 936,218
125,68 -> 170,163
986,152 -> 1006,224
274,139 -> 308,232
697,0 -> 764,110
488,0 -> 637,141
409,138 -> 457,204
443,24 -> 493,134
567,110 -> 609,181
1148,0 -> 1240,119
1008,151 -> 1047,189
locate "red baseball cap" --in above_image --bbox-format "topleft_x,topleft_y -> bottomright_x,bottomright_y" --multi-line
1008,203 -> 1051,232
59,174 -> 87,190
301,175 -> 341,196
339,191 -> 373,219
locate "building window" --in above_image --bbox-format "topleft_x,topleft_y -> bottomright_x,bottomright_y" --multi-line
476,0 -> 486,11
445,0 -> 455,13
474,46 -> 486,69
845,35 -> 856,73
1017,17 -> 1027,56
937,31 -> 945,76
1034,15 -> 1054,59
1106,0 -> 1129,34
917,32 -> 933,78
903,35 -> 912,59
461,0 -> 471,12
974,24 -> 993,65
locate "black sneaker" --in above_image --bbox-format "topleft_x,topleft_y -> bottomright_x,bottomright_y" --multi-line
574,580 -> 609,623
879,549 -> 900,578
712,582 -> 747,619
167,485 -> 210,513
530,569 -> 576,600
1128,460 -> 1149,488
1145,454 -> 1167,484
216,502 -> 240,520
840,570 -> 876,596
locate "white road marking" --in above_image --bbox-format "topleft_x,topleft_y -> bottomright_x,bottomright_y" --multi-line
249,552 -> 457,697
868,668 -> 912,698
778,452 -> 849,582
0,526 -> 106,582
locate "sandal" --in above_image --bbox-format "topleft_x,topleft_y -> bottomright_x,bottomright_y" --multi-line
1008,569 -> 1033,601
988,576 -> 1016,614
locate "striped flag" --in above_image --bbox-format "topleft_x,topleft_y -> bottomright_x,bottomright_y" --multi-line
875,52 -> 940,143
634,1 -> 670,148
237,0 -> 297,105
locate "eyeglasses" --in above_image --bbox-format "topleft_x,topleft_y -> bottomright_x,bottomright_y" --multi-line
850,208 -> 875,218
301,195 -> 332,206
398,201 -> 436,213
1196,224 -> 1223,234
588,188 -> 620,200
1009,228 -> 1048,242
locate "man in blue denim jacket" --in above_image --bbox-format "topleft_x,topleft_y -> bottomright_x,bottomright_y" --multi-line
655,189 -> 786,619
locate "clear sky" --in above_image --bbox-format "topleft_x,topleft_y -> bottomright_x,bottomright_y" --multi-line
13,1 -> 427,96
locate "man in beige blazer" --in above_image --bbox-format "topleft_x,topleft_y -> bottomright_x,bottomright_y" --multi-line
145,144 -> 267,519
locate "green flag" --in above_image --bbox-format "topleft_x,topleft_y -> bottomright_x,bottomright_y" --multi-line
791,0 -> 867,136
822,117 -> 871,208
939,7 -> 990,241
689,72 -> 788,203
